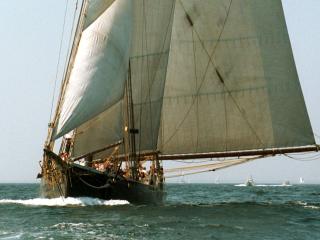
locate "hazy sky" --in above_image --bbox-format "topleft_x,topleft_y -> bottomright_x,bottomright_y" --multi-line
0,0 -> 319,184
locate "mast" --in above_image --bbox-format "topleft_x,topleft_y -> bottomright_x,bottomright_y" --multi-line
127,60 -> 139,180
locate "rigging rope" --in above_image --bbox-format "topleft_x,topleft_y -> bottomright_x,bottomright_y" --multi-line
165,156 -> 264,177
60,0 -> 80,95
49,0 -> 70,121
173,159 -> 219,164
285,153 -> 320,162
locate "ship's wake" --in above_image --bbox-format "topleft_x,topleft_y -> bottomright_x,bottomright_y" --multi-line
0,197 -> 129,207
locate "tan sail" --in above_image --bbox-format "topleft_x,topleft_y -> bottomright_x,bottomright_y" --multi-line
158,0 -> 315,156
54,0 -> 133,139
71,0 -> 176,157
49,0 -> 316,161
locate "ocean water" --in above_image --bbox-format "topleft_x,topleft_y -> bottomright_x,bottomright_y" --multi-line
0,184 -> 319,240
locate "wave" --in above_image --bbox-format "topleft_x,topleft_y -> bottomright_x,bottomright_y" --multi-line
0,233 -> 23,240
0,197 -> 129,207
293,200 -> 320,210
234,184 -> 292,187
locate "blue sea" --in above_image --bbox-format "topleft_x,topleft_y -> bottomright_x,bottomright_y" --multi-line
0,183 -> 319,240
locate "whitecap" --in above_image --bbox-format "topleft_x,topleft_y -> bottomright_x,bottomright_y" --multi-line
234,184 -> 246,187
234,184 -> 292,187
51,222 -> 92,229
304,205 -> 320,210
0,233 -> 23,239
0,197 -> 129,207
291,201 -> 320,210
295,201 -> 307,206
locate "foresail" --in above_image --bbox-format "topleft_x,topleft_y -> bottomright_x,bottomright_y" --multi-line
70,0 -> 176,156
54,0 -> 132,139
158,0 -> 314,155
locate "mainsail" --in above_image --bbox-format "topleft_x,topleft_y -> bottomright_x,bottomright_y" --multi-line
158,0 -> 315,155
50,0 -> 315,160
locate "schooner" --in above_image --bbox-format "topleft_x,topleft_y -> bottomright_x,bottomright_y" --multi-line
39,0 -> 319,204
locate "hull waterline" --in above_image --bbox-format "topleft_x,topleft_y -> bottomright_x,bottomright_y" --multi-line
41,163 -> 165,205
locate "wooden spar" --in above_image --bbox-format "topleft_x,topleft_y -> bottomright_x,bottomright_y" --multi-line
127,60 -> 139,180
71,140 -> 123,162
158,145 -> 320,160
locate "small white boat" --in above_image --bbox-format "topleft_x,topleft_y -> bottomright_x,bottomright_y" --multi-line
299,177 -> 305,184
245,176 -> 255,186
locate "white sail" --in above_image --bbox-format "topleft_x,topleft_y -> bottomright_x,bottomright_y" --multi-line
72,100 -> 124,157
55,0 -> 314,158
84,0 -> 115,29
158,0 -> 314,155
70,0 -> 176,156
54,0 -> 132,139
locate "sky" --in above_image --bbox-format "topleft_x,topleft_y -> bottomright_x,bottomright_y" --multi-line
0,0 -> 319,184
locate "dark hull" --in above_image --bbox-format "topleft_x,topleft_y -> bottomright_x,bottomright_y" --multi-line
41,163 -> 165,204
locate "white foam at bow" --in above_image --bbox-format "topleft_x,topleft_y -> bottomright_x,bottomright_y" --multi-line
0,197 -> 129,206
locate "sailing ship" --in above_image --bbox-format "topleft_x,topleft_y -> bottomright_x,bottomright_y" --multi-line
39,0 -> 319,204
299,177 -> 305,184
245,176 -> 255,187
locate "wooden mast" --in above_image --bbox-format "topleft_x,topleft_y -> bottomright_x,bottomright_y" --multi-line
158,145 -> 320,160
127,60 -> 139,180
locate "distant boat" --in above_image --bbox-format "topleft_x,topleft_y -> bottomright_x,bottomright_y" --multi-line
245,176 -> 255,187
299,177 -> 305,184
214,176 -> 220,184
179,171 -> 187,184
282,180 -> 291,186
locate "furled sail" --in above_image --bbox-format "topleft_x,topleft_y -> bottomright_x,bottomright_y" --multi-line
54,0 -> 132,139
158,0 -> 315,155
